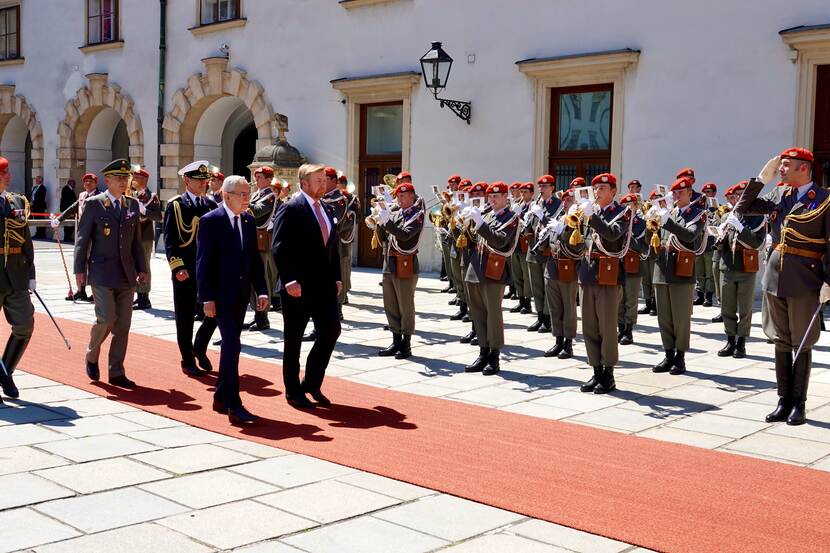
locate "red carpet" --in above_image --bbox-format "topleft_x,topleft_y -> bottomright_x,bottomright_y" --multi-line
12,313 -> 830,553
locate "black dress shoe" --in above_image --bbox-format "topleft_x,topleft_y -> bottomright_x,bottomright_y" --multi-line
0,367 -> 19,398
545,337 -> 564,358
212,400 -> 228,414
765,398 -> 790,423
86,360 -> 100,381
733,337 -> 746,359
669,351 -> 686,375
229,406 -> 259,425
653,350 -> 675,373
109,375 -> 136,389
459,331 -> 475,344
462,314 -> 471,323
786,402 -> 807,426
287,395 -> 316,409
195,353 -> 213,372
464,347 -> 489,373
581,367 -> 603,393
302,329 -> 319,342
558,338 -> 573,359
308,389 -> 332,406
248,321 -> 270,332
711,314 -> 723,323
181,362 -> 203,377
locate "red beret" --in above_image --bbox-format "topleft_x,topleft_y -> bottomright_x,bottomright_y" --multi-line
396,171 -> 412,181
395,182 -> 415,194
562,188 -> 574,198
486,181 -> 508,195
619,193 -> 639,204
470,181 -> 487,193
701,182 -> 717,193
213,171 -> 225,181
338,174 -> 348,183
627,179 -> 642,187
780,147 -> 814,163
509,182 -> 522,190
649,189 -> 660,200
459,183 -> 472,192
324,167 -> 338,178
132,168 -> 150,178
569,177 -> 586,189
671,177 -> 694,191
728,181 -> 748,196
537,174 -> 555,185
459,178 -> 472,187
0,157 -> 8,173
82,172 -> 98,182
254,166 -> 274,177
592,173 -> 617,187
520,182 -> 534,192
676,167 -> 695,179
448,174 -> 462,183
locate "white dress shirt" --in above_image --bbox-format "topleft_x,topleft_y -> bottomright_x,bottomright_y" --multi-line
300,189 -> 332,235
222,202 -> 244,246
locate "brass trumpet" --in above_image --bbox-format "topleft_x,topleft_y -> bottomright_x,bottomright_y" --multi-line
565,208 -> 585,245
646,210 -> 663,250
717,203 -> 732,216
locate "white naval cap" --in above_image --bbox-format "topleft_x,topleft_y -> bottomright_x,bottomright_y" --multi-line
178,160 -> 212,179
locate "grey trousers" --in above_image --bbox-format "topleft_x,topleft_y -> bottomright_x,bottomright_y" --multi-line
655,283 -> 694,352
450,254 -> 467,303
641,258 -> 655,301
695,252 -> 715,294
581,283 -> 621,367
467,280 -> 506,349
761,291 -> 777,342
137,240 -> 153,294
720,271 -> 757,337
768,291 -> 820,353
88,284 -> 135,378
382,273 -> 418,335
510,252 -> 525,296
250,250 -> 276,311
338,242 -> 352,305
618,275 -> 642,326
528,260 -> 547,314
545,277 -> 578,338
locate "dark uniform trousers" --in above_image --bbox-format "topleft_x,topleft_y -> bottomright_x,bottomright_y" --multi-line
450,246 -> 467,304
138,240 -> 154,295
339,241 -> 353,304
383,274 -> 418,335
545,278 -> 578,338
88,285 -> 135,378
582,284 -> 621,367
695,251 -> 715,295
0,285 -> 33,344
174,276 -> 217,364
721,270 -> 757,337
619,274 -> 642,326
214,295 -> 248,409
468,280 -> 505,348
768,291 -> 820,398
641,257 -> 655,303
527,260 -> 547,315
712,250 -> 722,304
511,251 -> 531,299
655,283 -> 695,351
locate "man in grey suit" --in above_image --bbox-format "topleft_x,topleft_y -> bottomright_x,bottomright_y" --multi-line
74,159 -> 148,388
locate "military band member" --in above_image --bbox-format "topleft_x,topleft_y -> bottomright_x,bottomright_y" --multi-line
543,188 -> 581,358
337,173 -> 360,308
574,174 -> 627,394
375,182 -> 424,359
163,161 -> 218,377
523,175 -> 561,333
246,166 -> 279,331
712,186 -> 740,323
505,181 -> 524,301
441,176 -> 462,297
463,182 -> 519,375
694,181 -> 718,307
737,148 -> 830,425
74,159 -> 148,388
0,157 -> 35,400
638,188 -> 659,316
716,181 -> 765,359
510,182 -> 533,314
450,179 -> 474,321
130,167 -> 162,310
53,172 -> 101,301
651,177 -> 706,376
617,192 -> 648,345
627,179 -> 642,196
456,181 -> 486,343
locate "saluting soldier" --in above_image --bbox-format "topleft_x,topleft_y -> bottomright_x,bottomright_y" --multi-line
736,148 -> 830,425
651,177 -> 706,376
337,173 -> 360,309
462,182 -> 519,375
130,167 -> 162,310
716,181 -> 765,359
509,182 -> 534,314
53,172 -> 101,302
74,159 -> 148,388
617,192 -> 648,345
694,181 -> 718,307
574,173 -> 628,394
638,188 -> 660,316
245,166 -> 279,331
375,181 -> 424,359
163,161 -> 218,377
543,187 -> 581,359
0,157 -> 35,401
523,175 -> 561,333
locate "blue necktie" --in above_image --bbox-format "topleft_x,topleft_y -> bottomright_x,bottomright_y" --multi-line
233,216 -> 241,250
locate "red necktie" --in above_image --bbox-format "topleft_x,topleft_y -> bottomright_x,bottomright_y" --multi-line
313,201 -> 328,245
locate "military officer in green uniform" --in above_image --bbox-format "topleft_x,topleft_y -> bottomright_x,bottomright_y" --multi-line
617,192 -> 648,345
0,157 -> 35,400
455,181 -> 487,343
130,167 -> 162,310
638,188 -> 660,316
715,181 -> 765,359
442,175 -> 462,298
246,166 -> 279,331
449,179 -> 473,322
510,182 -> 534,314
74,158 -> 148,388
694,182 -> 718,307
337,173 -> 360,309
523,175 -> 561,333
651,177 -> 706,376
375,182 -> 424,359
462,182 -> 519,375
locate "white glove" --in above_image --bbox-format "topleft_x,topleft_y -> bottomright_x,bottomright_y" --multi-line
49,215 -> 60,229
757,156 -> 781,185
765,234 -> 773,248
820,283 -> 830,304
718,221 -> 729,237
659,208 -> 671,225
138,201 -> 147,216
725,213 -> 744,233
28,279 -> 36,292
460,207 -> 472,219
530,204 -> 544,219
378,208 -> 390,225
580,201 -> 595,218
382,190 -> 394,204
567,203 -> 579,216
470,207 -> 483,229
553,219 -> 565,234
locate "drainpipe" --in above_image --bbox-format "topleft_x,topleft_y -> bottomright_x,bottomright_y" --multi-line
157,0 -> 167,195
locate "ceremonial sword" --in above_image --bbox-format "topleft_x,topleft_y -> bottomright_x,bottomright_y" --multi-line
32,289 -> 71,350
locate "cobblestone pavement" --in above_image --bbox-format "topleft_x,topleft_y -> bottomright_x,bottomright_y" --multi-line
2,242 -> 828,551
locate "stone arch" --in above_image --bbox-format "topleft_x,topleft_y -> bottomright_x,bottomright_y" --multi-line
0,85 -> 44,194
58,73 -> 144,185
160,56 -> 285,198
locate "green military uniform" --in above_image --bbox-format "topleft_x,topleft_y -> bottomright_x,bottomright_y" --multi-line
509,201 -> 532,313
543,210 -> 582,359
0,190 -> 35,400
376,203 -> 424,359
524,195 -> 562,331
133,186 -> 162,307
618,209 -> 648,344
452,205 -> 478,339
464,205 -> 519,375
247,185 -> 279,329
323,188 -> 360,310
716,211 -> 765,358
652,201 -> 705,376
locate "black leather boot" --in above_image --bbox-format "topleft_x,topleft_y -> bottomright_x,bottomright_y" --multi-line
594,366 -> 617,394
465,347 -> 489,373
619,324 -> 633,346
395,335 -> 412,360
503,286 -> 515,300
653,349 -> 675,373
766,350 -> 793,422
545,336 -> 564,358
509,300 -> 523,313
450,302 -> 467,321
733,337 -> 746,359
670,351 -> 686,375
378,333 -> 402,357
711,313 -> 723,323
520,298 -> 532,314
787,350 -> 811,426
0,336 -> 29,398
247,311 -> 270,331
718,336 -> 736,357
558,338 -> 573,359
617,322 -> 625,342
134,292 -> 151,310
483,349 -> 501,376
648,298 -> 657,316
460,328 -> 476,344
693,290 -> 704,305
580,366 -> 603,393
527,314 -> 543,332
448,297 -> 459,306
538,313 -> 551,333
703,292 -> 713,307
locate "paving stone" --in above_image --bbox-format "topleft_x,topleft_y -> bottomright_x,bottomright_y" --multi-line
765,419 -> 830,444
127,425 -> 230,448
158,500 -> 315,550
33,523 -> 213,553
283,515 -> 447,553
10,373 -> 61,389
35,457 -> 170,494
334,472 -> 434,501
11,385 -> 97,404
448,386 -> 544,408
530,390 -> 625,413
45,397 -> 138,416
256,479 -> 400,524
35,487 -> 189,533
228,454 -> 356,488
113,410 -> 184,429
0,473 -> 74,510
511,519 -> 630,553
441,533 -> 570,552
636,427 -> 734,450
0,508 -> 80,553
38,433 -> 160,462
374,494 -> 523,542
216,439 -> 292,459
500,401 -> 581,420
233,542 -> 305,553
724,432 -> 830,464
350,367 -> 431,387
131,443 -> 257,474
0,423 -> 68,447
41,414 -> 148,437
570,407 -> 672,433
710,400 -> 779,421
667,412 -> 770,438
0,404 -> 74,426
141,468 -> 277,509
392,382 -> 458,397
0,446 -> 69,476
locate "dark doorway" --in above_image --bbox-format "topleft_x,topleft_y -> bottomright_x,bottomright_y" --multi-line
813,65 -> 830,188
233,123 -> 257,179
23,132 -> 31,197
111,119 -> 129,161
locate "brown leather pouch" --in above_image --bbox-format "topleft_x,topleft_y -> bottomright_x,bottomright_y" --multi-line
395,255 -> 414,279
624,252 -> 640,274
674,250 -> 695,277
557,258 -> 576,283
741,249 -> 759,273
256,229 -> 272,252
597,256 -> 619,285
485,253 -> 506,281
519,235 -> 530,254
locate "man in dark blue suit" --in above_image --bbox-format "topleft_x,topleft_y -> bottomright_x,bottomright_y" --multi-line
196,175 -> 268,425
272,164 -> 342,409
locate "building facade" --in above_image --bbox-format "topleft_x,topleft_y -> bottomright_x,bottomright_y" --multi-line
1,0 -> 829,269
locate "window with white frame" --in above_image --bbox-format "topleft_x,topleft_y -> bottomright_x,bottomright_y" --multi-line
200,0 -> 240,25
87,0 -> 118,45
